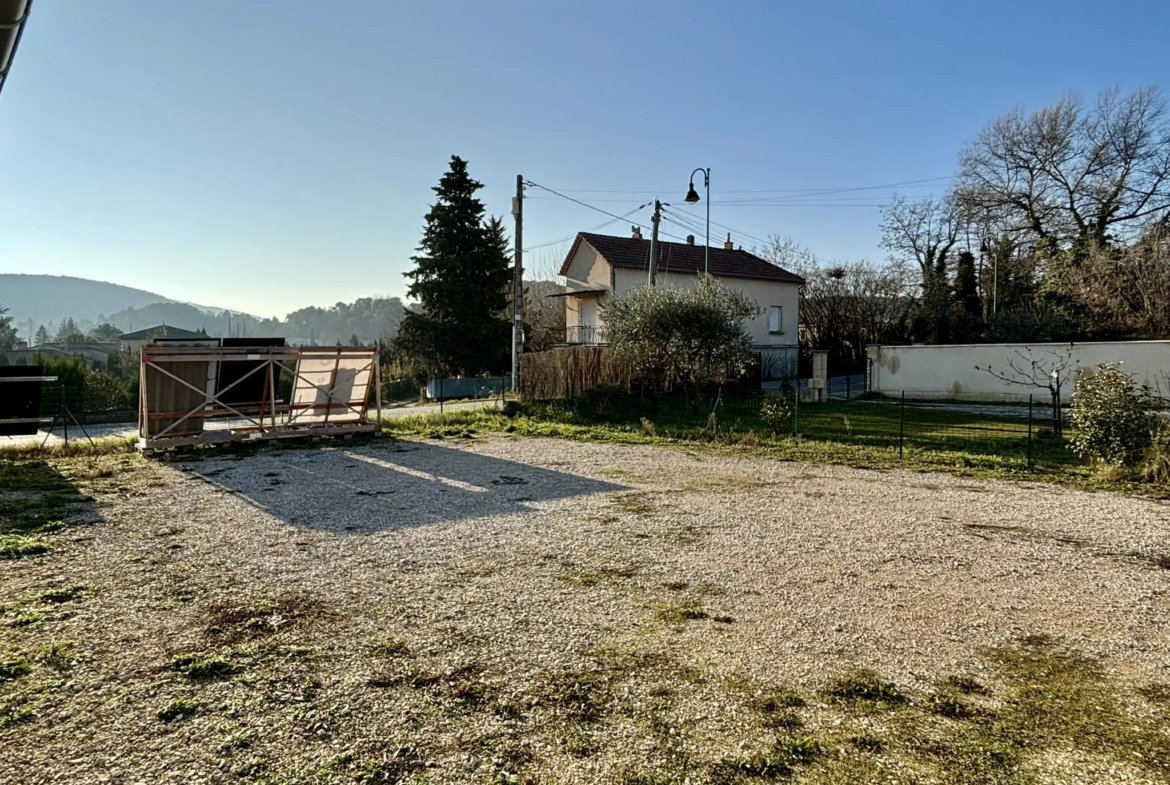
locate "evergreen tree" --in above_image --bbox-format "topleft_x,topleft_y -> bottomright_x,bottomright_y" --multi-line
395,156 -> 512,375
55,317 -> 86,343
912,257 -> 951,343
950,251 -> 984,340
89,323 -> 123,342
34,324 -> 49,346
0,305 -> 17,352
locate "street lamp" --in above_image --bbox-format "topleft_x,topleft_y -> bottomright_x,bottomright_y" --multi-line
684,167 -> 710,275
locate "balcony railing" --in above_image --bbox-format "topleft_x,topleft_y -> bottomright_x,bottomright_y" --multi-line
564,325 -> 609,345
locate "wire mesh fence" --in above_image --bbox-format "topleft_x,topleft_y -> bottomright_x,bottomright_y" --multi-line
537,378 -> 1076,471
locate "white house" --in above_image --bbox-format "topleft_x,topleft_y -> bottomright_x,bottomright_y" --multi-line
557,230 -> 804,379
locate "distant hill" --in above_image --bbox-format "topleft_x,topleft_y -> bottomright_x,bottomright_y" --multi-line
0,274 -> 178,326
0,274 -> 253,341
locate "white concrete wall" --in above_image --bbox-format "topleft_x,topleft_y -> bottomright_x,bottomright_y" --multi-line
867,341 -> 1170,401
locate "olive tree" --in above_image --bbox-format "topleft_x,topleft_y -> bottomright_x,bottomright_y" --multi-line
604,275 -> 759,409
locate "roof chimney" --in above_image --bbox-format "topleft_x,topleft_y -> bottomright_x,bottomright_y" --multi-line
686,235 -> 695,245
724,232 -> 734,251
631,226 -> 642,239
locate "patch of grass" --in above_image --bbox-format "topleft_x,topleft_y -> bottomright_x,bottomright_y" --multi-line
218,730 -> 254,752
370,662 -> 496,709
169,654 -> 243,680
35,641 -> 75,669
0,534 -> 51,559
232,758 -> 270,779
532,668 -> 613,724
611,493 -> 655,515
0,700 -> 35,727
370,636 -> 411,657
847,734 -> 885,753
37,584 -> 89,604
923,691 -> 977,719
351,746 -> 426,784
655,601 -> 710,623
7,609 -> 44,627
157,697 -> 200,722
1137,682 -> 1170,705
709,737 -> 820,782
821,669 -> 908,709
0,659 -> 31,682
662,580 -> 689,591
941,674 -> 989,695
203,589 -> 324,643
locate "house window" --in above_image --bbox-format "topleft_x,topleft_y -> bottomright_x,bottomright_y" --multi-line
768,306 -> 783,334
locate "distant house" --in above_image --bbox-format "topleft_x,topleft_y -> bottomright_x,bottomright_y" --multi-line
6,342 -> 117,369
557,230 -> 804,378
119,324 -> 206,352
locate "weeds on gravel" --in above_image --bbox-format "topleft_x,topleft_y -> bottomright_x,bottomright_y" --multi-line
158,697 -> 200,722
203,589 -> 325,643
169,654 -> 243,680
709,737 -> 821,783
34,641 -> 76,669
655,601 -> 710,623
37,584 -> 88,604
821,669 -> 908,709
0,700 -> 35,727
0,658 -> 31,682
0,534 -> 51,559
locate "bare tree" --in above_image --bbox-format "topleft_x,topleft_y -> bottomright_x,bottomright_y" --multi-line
956,87 -> 1170,253
975,345 -> 1074,434
757,236 -> 916,372
1065,221 -> 1170,338
879,195 -> 963,285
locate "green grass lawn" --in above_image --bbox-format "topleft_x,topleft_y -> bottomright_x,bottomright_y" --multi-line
378,393 -> 1115,492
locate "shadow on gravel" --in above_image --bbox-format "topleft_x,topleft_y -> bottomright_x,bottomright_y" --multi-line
179,440 -> 626,532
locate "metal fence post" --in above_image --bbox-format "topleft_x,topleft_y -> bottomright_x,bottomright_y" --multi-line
61,382 -> 68,446
899,390 -> 905,460
1027,394 -> 1034,470
793,380 -> 800,438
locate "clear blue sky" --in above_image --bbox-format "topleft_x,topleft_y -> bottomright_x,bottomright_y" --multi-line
2,0 -> 1168,317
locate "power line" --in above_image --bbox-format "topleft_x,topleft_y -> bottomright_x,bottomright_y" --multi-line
536,176 -> 953,199
524,180 -> 689,242
524,204 -> 649,252
713,176 -> 954,204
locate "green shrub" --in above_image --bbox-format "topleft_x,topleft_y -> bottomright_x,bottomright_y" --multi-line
760,395 -> 794,436
1069,364 -> 1154,466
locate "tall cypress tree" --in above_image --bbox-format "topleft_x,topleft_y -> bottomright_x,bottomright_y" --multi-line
396,156 -> 512,375
950,250 -> 984,339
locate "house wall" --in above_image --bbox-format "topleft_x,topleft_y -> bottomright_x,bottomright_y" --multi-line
611,269 -> 800,348
866,341 -> 1170,401
562,243 -> 612,330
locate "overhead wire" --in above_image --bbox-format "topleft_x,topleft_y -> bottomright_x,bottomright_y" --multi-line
523,180 -> 689,242
524,203 -> 649,252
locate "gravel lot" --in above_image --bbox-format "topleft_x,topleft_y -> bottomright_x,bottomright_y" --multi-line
3,436 -> 1170,784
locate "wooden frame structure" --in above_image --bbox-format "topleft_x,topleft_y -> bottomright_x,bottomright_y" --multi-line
138,346 -> 381,452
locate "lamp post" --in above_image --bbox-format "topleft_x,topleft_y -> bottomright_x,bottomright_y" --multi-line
684,167 -> 710,275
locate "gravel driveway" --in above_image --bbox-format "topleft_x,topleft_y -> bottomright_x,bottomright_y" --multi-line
3,436 -> 1170,784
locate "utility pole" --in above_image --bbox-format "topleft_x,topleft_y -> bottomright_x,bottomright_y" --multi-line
647,199 -> 662,286
511,175 -> 524,393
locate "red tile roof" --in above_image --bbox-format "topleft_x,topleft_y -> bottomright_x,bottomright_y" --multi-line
560,232 -> 805,285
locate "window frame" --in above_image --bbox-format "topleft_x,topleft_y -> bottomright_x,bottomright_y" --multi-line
768,305 -> 783,335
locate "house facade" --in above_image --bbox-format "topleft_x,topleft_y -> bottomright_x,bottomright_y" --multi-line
557,230 -> 804,379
